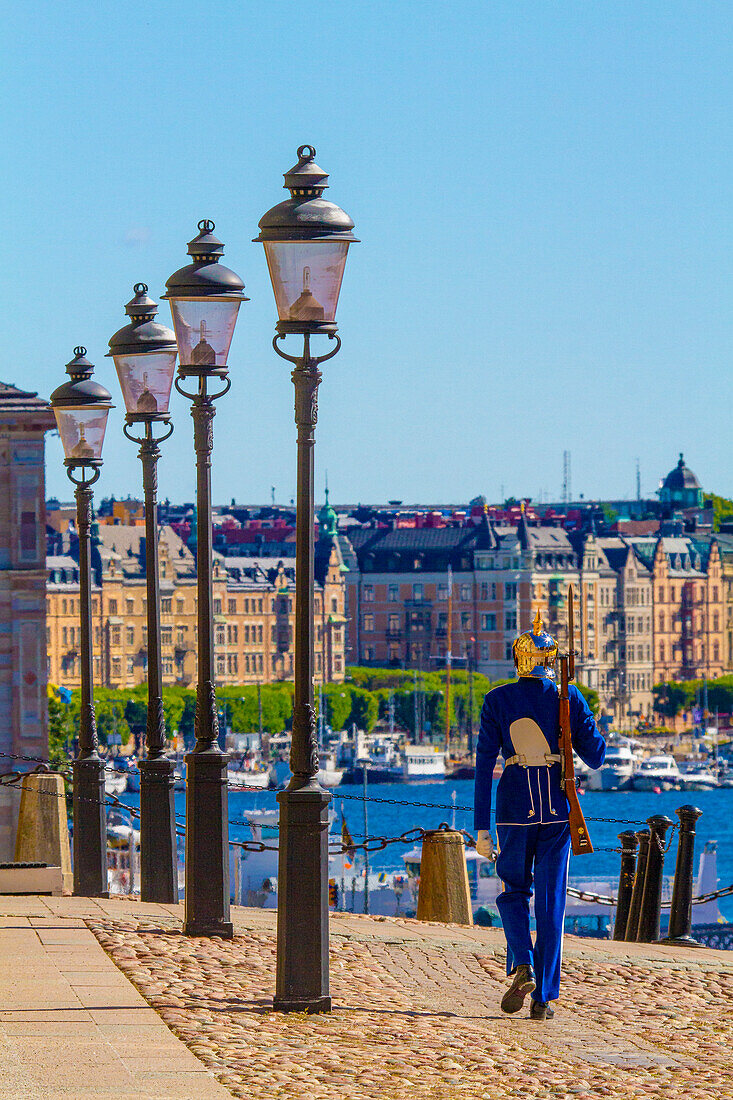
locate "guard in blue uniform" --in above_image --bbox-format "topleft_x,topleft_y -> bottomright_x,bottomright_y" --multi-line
474,612 -> 605,1019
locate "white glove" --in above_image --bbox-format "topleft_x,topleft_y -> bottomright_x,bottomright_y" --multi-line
476,829 -> 494,860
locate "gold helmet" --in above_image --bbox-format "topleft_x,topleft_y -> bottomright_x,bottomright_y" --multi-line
512,611 -> 558,681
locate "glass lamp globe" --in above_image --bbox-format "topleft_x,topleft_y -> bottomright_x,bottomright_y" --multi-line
255,146 -> 358,333
108,284 -> 178,418
163,221 -> 247,370
50,348 -> 113,466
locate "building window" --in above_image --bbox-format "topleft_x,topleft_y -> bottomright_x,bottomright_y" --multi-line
365,647 -> 375,661
111,625 -> 121,646
438,583 -> 448,600
108,599 -> 118,615
331,597 -> 338,613
177,598 -> 185,614
364,585 -> 374,602
482,613 -> 496,631
126,657 -> 134,674
481,642 -> 489,660
460,584 -> 471,601
388,585 -> 399,602
505,611 -> 517,631
161,597 -> 172,614
335,656 -> 342,672
505,642 -> 512,660
228,598 -> 237,614
215,625 -> 226,646
228,624 -> 238,644
388,614 -> 400,632
163,658 -> 173,676
112,657 -> 121,679
363,614 -> 374,632
461,612 -> 470,630
257,624 -> 263,643
177,627 -> 186,645
216,655 -> 226,676
413,583 -> 423,601
126,599 -> 135,615
227,654 -> 238,674
214,599 -> 222,615
161,627 -> 173,645
504,583 -> 517,600
126,626 -> 135,646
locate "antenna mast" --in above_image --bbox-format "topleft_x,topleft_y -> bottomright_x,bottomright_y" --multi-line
563,450 -> 572,505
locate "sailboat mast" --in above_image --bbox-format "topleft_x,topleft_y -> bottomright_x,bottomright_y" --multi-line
446,564 -> 452,752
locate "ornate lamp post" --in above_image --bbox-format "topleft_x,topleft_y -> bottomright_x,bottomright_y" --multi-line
163,221 -> 247,937
255,145 -> 357,1012
108,284 -> 179,903
50,348 -> 113,896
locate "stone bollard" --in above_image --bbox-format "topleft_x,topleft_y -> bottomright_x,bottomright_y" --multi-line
14,771 -> 73,894
416,827 -> 473,925
661,805 -> 703,946
624,828 -> 650,943
636,814 -> 674,943
613,830 -> 639,941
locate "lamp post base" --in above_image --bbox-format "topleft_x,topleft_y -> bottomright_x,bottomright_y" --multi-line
273,994 -> 333,1014
659,935 -> 703,947
183,747 -> 233,939
274,781 -> 331,1013
72,757 -> 108,898
139,757 -> 178,904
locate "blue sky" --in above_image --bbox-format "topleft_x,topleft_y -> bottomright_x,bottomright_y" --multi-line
3,2 -> 732,506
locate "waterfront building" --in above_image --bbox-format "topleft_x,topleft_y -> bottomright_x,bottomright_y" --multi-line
45,518 -> 346,691
595,536 -> 654,721
625,530 -> 725,684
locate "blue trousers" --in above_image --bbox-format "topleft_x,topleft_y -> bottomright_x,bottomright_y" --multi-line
496,822 -> 571,1003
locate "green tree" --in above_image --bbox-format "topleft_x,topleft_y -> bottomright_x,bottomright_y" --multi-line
321,684 -> 351,731
576,682 -> 599,716
348,687 -> 379,732
705,493 -> 733,532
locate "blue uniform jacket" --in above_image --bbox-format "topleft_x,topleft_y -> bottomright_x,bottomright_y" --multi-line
474,678 -> 606,829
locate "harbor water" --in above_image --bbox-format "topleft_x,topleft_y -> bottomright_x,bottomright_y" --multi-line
117,781 -> 733,922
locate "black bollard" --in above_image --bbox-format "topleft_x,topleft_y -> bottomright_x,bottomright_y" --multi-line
624,828 -> 650,943
661,805 -> 703,946
613,830 -> 639,941
637,815 -> 674,943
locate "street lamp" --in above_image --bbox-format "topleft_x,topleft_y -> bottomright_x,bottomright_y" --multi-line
50,348 -> 113,896
163,221 -> 247,937
255,145 -> 357,1012
108,283 -> 178,904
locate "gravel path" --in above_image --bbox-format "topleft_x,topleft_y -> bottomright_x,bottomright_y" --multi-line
84,903 -> 733,1100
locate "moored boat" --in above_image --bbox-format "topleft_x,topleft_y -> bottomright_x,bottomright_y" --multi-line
630,754 -> 683,791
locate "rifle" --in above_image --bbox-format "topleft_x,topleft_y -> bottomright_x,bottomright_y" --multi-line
558,585 -> 593,855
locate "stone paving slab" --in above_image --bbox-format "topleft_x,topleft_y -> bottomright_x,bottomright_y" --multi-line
0,909 -> 233,1099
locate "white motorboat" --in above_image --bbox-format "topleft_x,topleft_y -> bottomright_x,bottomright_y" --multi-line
402,743 -> 447,781
630,754 -> 683,791
586,742 -> 637,792
318,751 -> 344,787
104,768 -> 128,796
227,765 -> 270,790
678,762 -> 719,791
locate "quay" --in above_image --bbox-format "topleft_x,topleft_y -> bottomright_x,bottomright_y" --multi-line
0,896 -> 731,1099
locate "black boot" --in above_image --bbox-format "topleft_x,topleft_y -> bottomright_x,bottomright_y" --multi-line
500,964 -> 536,1014
529,998 -> 555,1020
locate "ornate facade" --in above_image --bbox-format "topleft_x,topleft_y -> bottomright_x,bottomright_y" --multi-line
46,521 -> 346,691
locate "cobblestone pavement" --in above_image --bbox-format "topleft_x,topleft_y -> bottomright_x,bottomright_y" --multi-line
81,900 -> 733,1100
